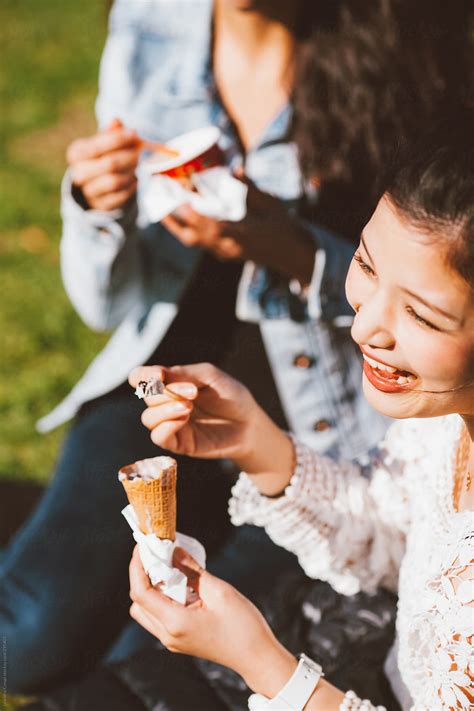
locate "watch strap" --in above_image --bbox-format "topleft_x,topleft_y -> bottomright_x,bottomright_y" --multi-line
248,654 -> 323,711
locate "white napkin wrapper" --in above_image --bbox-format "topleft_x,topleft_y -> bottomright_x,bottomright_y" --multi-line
122,504 -> 206,605
140,165 -> 248,223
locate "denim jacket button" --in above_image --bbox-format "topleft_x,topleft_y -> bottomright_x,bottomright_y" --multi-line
314,419 -> 332,432
293,354 -> 315,369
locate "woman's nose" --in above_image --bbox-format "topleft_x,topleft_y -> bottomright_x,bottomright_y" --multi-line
351,297 -> 395,350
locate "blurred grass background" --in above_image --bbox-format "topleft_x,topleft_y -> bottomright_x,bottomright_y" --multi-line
0,0 -> 109,485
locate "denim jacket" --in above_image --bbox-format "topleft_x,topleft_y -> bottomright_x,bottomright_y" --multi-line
38,0 -> 388,458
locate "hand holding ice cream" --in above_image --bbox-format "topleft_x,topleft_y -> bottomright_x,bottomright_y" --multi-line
128,545 -> 297,699
67,118 -> 140,211
119,454 -> 205,604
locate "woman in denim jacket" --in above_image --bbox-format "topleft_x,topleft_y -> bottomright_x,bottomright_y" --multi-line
2,0 -> 469,697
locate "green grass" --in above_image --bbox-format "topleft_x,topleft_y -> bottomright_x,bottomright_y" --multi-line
0,0 -> 109,484
1,2 -> 110,706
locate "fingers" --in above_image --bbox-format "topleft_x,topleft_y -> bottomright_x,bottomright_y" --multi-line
173,547 -> 206,587
129,365 -> 166,389
166,382 -> 198,400
129,548 -> 182,620
172,547 -> 204,572
130,602 -> 159,634
82,173 -> 137,205
129,365 -> 203,395
84,183 -> 137,212
129,546 -> 152,598
162,209 -> 221,249
68,128 -> 140,211
161,214 -> 199,247
141,399 -> 192,429
129,365 -> 198,405
166,363 -> 221,389
130,602 -> 172,644
172,547 -> 205,592
67,128 -> 139,164
149,418 -> 190,449
176,205 -> 216,231
71,149 -> 139,186
212,236 -> 243,260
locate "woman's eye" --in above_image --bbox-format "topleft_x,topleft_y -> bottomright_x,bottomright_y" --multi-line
354,253 -> 375,276
405,305 -> 439,331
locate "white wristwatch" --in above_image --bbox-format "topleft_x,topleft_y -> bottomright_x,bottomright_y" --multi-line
248,654 -> 324,711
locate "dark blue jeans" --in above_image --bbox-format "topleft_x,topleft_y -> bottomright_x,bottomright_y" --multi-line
0,382 -> 299,695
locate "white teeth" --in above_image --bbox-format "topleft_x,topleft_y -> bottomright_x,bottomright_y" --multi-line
365,356 -> 382,369
362,354 -> 417,384
379,363 -> 397,373
363,354 -> 397,373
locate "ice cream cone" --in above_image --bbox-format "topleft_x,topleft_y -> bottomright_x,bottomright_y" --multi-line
119,456 -> 177,541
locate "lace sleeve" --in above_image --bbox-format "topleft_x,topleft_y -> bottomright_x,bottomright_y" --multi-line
411,528 -> 474,709
229,421 -> 416,595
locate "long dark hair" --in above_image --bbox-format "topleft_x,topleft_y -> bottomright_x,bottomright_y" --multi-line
104,0 -> 471,238
292,0 -> 473,238
385,106 -> 474,288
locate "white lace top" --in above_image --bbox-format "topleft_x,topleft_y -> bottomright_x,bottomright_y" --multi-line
229,415 -> 474,710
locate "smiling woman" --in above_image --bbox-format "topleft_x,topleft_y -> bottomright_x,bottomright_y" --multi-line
346,110 -> 474,419
126,108 -> 474,710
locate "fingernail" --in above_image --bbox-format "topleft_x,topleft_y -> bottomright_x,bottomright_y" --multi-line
181,384 -> 198,397
172,402 -> 189,413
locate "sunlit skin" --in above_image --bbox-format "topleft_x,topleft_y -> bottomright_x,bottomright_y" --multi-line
346,196 -> 474,423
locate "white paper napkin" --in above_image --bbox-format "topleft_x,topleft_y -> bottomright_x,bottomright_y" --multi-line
139,166 -> 248,223
122,504 -> 206,605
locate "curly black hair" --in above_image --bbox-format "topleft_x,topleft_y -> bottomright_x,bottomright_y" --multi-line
104,0 -> 472,239
292,0 -> 472,238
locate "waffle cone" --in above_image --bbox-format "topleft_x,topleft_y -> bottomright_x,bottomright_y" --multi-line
119,457 -> 177,540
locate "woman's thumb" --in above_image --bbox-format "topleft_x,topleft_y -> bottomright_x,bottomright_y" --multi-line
173,547 -> 204,577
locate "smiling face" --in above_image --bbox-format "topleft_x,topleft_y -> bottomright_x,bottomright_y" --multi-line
345,196 -> 474,420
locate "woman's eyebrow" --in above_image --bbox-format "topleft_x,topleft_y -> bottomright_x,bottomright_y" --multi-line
402,288 -> 461,323
360,234 -> 375,264
360,233 -> 462,325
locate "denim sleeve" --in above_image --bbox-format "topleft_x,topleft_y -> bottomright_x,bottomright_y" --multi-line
60,2 -> 179,332
236,220 -> 356,326
304,221 -> 356,324
59,2 -> 149,331
60,170 -> 146,332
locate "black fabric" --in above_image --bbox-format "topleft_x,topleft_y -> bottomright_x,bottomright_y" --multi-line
25,574 -> 400,711
0,480 -> 44,546
194,573 -> 400,711
20,650 -> 229,711
19,667 -> 148,711
110,647 -> 230,711
145,252 -> 288,430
